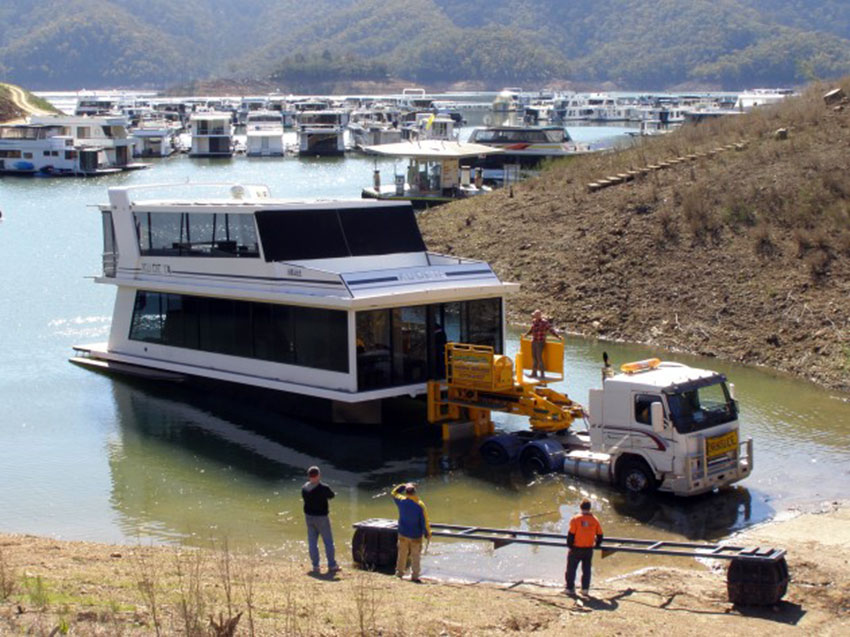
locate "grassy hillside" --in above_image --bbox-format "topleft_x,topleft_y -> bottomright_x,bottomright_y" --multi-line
419,80 -> 850,392
3,0 -> 850,90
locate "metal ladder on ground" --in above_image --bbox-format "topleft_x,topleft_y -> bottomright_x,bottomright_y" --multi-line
353,518 -> 785,562
351,518 -> 788,605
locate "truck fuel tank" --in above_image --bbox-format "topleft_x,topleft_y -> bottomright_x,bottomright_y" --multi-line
563,450 -> 614,484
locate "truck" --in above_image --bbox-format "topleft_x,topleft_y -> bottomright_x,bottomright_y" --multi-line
427,341 -> 753,497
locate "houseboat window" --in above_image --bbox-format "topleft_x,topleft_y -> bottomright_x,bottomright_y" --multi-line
356,310 -> 392,390
356,298 -> 502,390
129,292 -> 164,342
134,211 -> 259,257
129,291 -> 348,373
255,204 -> 423,262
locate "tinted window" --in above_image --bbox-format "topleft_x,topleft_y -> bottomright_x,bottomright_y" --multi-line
355,298 -> 502,391
255,203 -> 423,262
128,291 -> 347,373
255,209 -> 348,261
339,206 -> 425,255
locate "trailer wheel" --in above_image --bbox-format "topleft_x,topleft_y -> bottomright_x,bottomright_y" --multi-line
617,457 -> 657,493
520,445 -> 552,475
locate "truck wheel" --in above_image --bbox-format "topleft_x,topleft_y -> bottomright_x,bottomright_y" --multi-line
520,445 -> 552,475
480,439 -> 511,465
617,458 -> 657,493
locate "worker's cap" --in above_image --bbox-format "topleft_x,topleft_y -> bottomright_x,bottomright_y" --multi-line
307,466 -> 320,477
404,483 -> 416,495
580,499 -> 592,511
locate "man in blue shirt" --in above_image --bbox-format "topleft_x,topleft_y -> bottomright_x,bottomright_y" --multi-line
392,483 -> 431,582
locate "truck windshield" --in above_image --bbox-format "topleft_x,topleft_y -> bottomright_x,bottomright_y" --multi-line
665,379 -> 737,433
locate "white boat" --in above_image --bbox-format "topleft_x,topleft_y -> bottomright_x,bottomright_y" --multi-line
0,124 -> 119,176
132,119 -> 180,157
70,183 -> 517,424
361,140 -> 500,209
468,125 -> 589,169
348,108 -> 402,151
74,96 -> 120,116
245,110 -> 285,157
402,113 -> 457,142
29,114 -> 147,171
297,110 -> 346,156
189,112 -> 233,157
734,88 -> 796,110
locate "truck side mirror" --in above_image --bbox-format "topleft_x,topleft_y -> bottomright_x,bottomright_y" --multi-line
650,402 -> 665,434
728,382 -> 736,400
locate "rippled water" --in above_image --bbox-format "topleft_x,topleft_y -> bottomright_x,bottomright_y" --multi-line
1,141 -> 849,584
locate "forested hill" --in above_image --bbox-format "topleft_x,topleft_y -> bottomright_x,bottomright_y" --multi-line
2,0 -> 850,90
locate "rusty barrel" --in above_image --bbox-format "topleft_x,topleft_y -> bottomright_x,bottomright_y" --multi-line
727,556 -> 789,605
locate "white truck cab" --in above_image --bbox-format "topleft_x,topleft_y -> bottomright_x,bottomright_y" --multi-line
585,359 -> 753,496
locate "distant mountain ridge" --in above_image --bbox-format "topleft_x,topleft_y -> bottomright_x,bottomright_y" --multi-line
2,0 -> 850,90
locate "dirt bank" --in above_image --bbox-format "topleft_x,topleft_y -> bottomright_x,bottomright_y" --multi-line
0,82 -> 59,123
420,80 -> 850,394
0,503 -> 847,635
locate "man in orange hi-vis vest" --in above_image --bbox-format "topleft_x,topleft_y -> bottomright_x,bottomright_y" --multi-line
566,499 -> 604,596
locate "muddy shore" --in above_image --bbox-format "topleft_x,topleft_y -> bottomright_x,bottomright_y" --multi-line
1,503 -> 847,635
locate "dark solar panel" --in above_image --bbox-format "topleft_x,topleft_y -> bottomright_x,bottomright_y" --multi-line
255,203 -> 424,262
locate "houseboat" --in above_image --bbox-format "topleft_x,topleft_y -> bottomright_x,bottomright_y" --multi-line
30,114 -> 144,171
189,112 -> 233,157
0,124 -> 120,176
297,110 -> 346,156
75,96 -> 120,116
245,111 -> 285,157
348,108 -> 402,151
361,140 -> 499,209
70,184 -> 517,424
132,119 -> 180,157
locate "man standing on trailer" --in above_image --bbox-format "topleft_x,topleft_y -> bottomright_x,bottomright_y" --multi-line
525,309 -> 562,379
302,465 -> 340,575
392,483 -> 431,582
566,498 -> 604,596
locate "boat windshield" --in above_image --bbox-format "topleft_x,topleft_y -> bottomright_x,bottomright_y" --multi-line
664,377 -> 737,434
470,128 -> 564,144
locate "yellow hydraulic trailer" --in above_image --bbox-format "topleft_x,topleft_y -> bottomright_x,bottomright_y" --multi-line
427,341 -> 586,440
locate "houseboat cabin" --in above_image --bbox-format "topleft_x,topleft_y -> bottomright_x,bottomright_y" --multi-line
189,112 -> 233,157
71,184 -> 517,423
297,110 -> 346,156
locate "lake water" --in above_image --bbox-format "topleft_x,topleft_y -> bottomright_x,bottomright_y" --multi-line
1,144 -> 849,584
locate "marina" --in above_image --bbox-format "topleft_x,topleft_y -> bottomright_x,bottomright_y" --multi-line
1,153 -> 849,585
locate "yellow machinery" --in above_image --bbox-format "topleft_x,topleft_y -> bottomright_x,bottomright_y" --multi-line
427,342 -> 586,440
